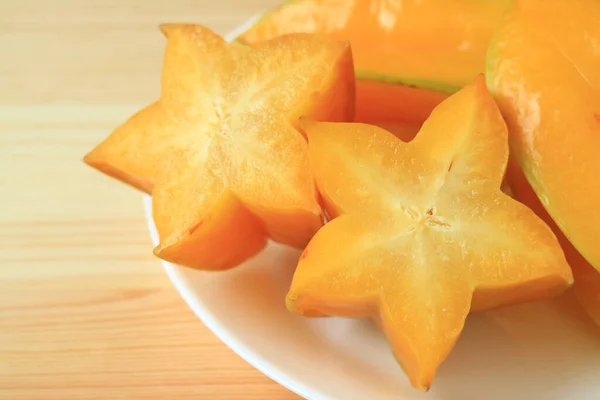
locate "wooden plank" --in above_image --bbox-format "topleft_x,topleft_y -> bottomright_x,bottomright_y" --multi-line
0,1 -> 300,398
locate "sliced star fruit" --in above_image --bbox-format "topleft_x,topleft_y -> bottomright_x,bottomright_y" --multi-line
84,24 -> 355,270
286,76 -> 573,391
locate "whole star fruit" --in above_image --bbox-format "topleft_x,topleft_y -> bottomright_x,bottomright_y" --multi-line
286,76 -> 573,391
84,24 -> 355,270
507,156 -> 600,326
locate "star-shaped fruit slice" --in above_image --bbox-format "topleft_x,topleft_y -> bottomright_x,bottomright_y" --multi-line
84,24 -> 355,270
287,76 -> 573,391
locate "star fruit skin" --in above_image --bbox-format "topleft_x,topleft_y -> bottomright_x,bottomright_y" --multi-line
84,24 -> 355,270
486,0 -> 600,272
506,156 -> 600,326
287,76 -> 573,391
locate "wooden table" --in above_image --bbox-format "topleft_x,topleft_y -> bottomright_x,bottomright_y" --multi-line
0,1 -> 300,398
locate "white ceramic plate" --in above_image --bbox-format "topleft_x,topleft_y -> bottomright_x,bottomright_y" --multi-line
142,15 -> 600,400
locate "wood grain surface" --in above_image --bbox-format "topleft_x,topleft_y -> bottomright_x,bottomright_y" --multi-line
0,1 -> 301,398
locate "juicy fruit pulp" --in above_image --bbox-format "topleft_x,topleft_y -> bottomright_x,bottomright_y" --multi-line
487,0 -> 600,271
237,0 -> 511,93
84,24 -> 355,270
287,77 -> 573,391
354,78 -> 448,128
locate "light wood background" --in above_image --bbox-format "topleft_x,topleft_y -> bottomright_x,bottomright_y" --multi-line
0,1 -> 302,398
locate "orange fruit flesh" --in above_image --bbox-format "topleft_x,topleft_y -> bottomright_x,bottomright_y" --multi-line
84,24 -> 355,270
354,79 -> 449,127
237,0 -> 511,93
287,77 -> 573,390
84,103 -> 169,194
487,0 -> 600,271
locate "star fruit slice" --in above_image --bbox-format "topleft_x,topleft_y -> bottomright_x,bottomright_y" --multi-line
287,76 -> 573,391
83,24 -> 355,270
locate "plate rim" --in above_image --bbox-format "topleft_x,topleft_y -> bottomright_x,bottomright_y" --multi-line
144,190 -> 329,400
